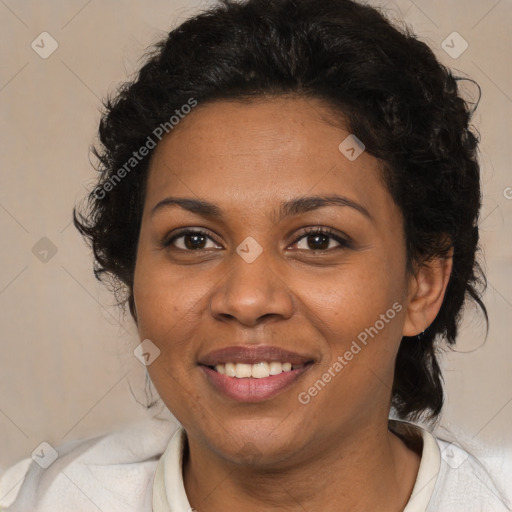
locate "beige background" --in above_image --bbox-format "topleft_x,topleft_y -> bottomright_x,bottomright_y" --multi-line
1,0 -> 511,496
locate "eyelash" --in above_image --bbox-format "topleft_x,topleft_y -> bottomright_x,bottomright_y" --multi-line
162,226 -> 352,253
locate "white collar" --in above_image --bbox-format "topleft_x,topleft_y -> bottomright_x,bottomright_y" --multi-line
152,424 -> 190,512
153,420 -> 441,512
391,420 -> 441,511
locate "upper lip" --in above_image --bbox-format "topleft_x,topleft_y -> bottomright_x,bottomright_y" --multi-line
198,345 -> 314,366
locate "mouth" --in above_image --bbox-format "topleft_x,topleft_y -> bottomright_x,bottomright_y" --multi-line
206,361 -> 307,378
198,345 -> 315,402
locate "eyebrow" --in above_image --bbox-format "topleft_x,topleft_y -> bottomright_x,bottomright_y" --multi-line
150,194 -> 372,222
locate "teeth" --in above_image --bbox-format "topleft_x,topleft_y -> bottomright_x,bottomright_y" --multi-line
225,362 -> 236,377
252,362 -> 269,379
213,361 -> 303,378
269,361 -> 283,375
235,363 -> 252,378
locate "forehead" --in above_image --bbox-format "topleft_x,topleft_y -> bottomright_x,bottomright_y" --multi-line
144,96 -> 395,224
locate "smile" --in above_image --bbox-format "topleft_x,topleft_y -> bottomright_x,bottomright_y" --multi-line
200,362 -> 313,402
212,361 -> 305,378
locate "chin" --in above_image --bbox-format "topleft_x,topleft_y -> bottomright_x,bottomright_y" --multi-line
203,423 -> 307,468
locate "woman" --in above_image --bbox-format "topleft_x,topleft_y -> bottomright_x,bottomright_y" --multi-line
1,0 -> 510,510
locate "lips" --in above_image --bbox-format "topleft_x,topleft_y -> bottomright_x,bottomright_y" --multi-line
198,345 -> 315,402
198,345 -> 313,366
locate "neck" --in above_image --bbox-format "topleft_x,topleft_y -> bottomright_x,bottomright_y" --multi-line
182,420 -> 421,512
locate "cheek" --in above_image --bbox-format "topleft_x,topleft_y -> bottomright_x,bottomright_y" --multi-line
132,257 -> 208,410
295,266 -> 407,417
321,256 -> 403,322
301,254 -> 407,369
132,255 -> 198,367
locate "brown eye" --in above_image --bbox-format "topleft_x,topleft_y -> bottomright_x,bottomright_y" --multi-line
164,229 -> 221,250
291,227 -> 352,252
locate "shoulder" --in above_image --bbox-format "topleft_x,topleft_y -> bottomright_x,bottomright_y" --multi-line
391,419 -> 511,512
0,416 -> 179,512
428,437 -> 511,512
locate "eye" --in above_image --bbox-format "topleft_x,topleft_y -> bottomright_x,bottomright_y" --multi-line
290,227 -> 352,252
163,229 -> 221,251
162,226 -> 352,253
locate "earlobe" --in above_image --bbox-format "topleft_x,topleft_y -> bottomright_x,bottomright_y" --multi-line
402,249 -> 453,337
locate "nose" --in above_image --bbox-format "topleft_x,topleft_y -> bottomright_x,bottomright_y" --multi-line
209,246 -> 295,327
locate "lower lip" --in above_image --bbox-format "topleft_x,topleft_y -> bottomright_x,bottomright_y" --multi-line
200,365 -> 312,402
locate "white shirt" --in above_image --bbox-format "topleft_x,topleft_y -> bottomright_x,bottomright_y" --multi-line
1,417 -> 510,511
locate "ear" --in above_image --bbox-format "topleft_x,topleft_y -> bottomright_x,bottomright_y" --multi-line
402,249 -> 453,337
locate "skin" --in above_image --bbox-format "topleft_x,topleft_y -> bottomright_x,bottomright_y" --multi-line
132,96 -> 453,512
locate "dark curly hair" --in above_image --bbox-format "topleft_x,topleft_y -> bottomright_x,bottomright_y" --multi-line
73,0 -> 486,422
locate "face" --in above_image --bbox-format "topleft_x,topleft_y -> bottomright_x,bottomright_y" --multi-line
133,96 -> 414,466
